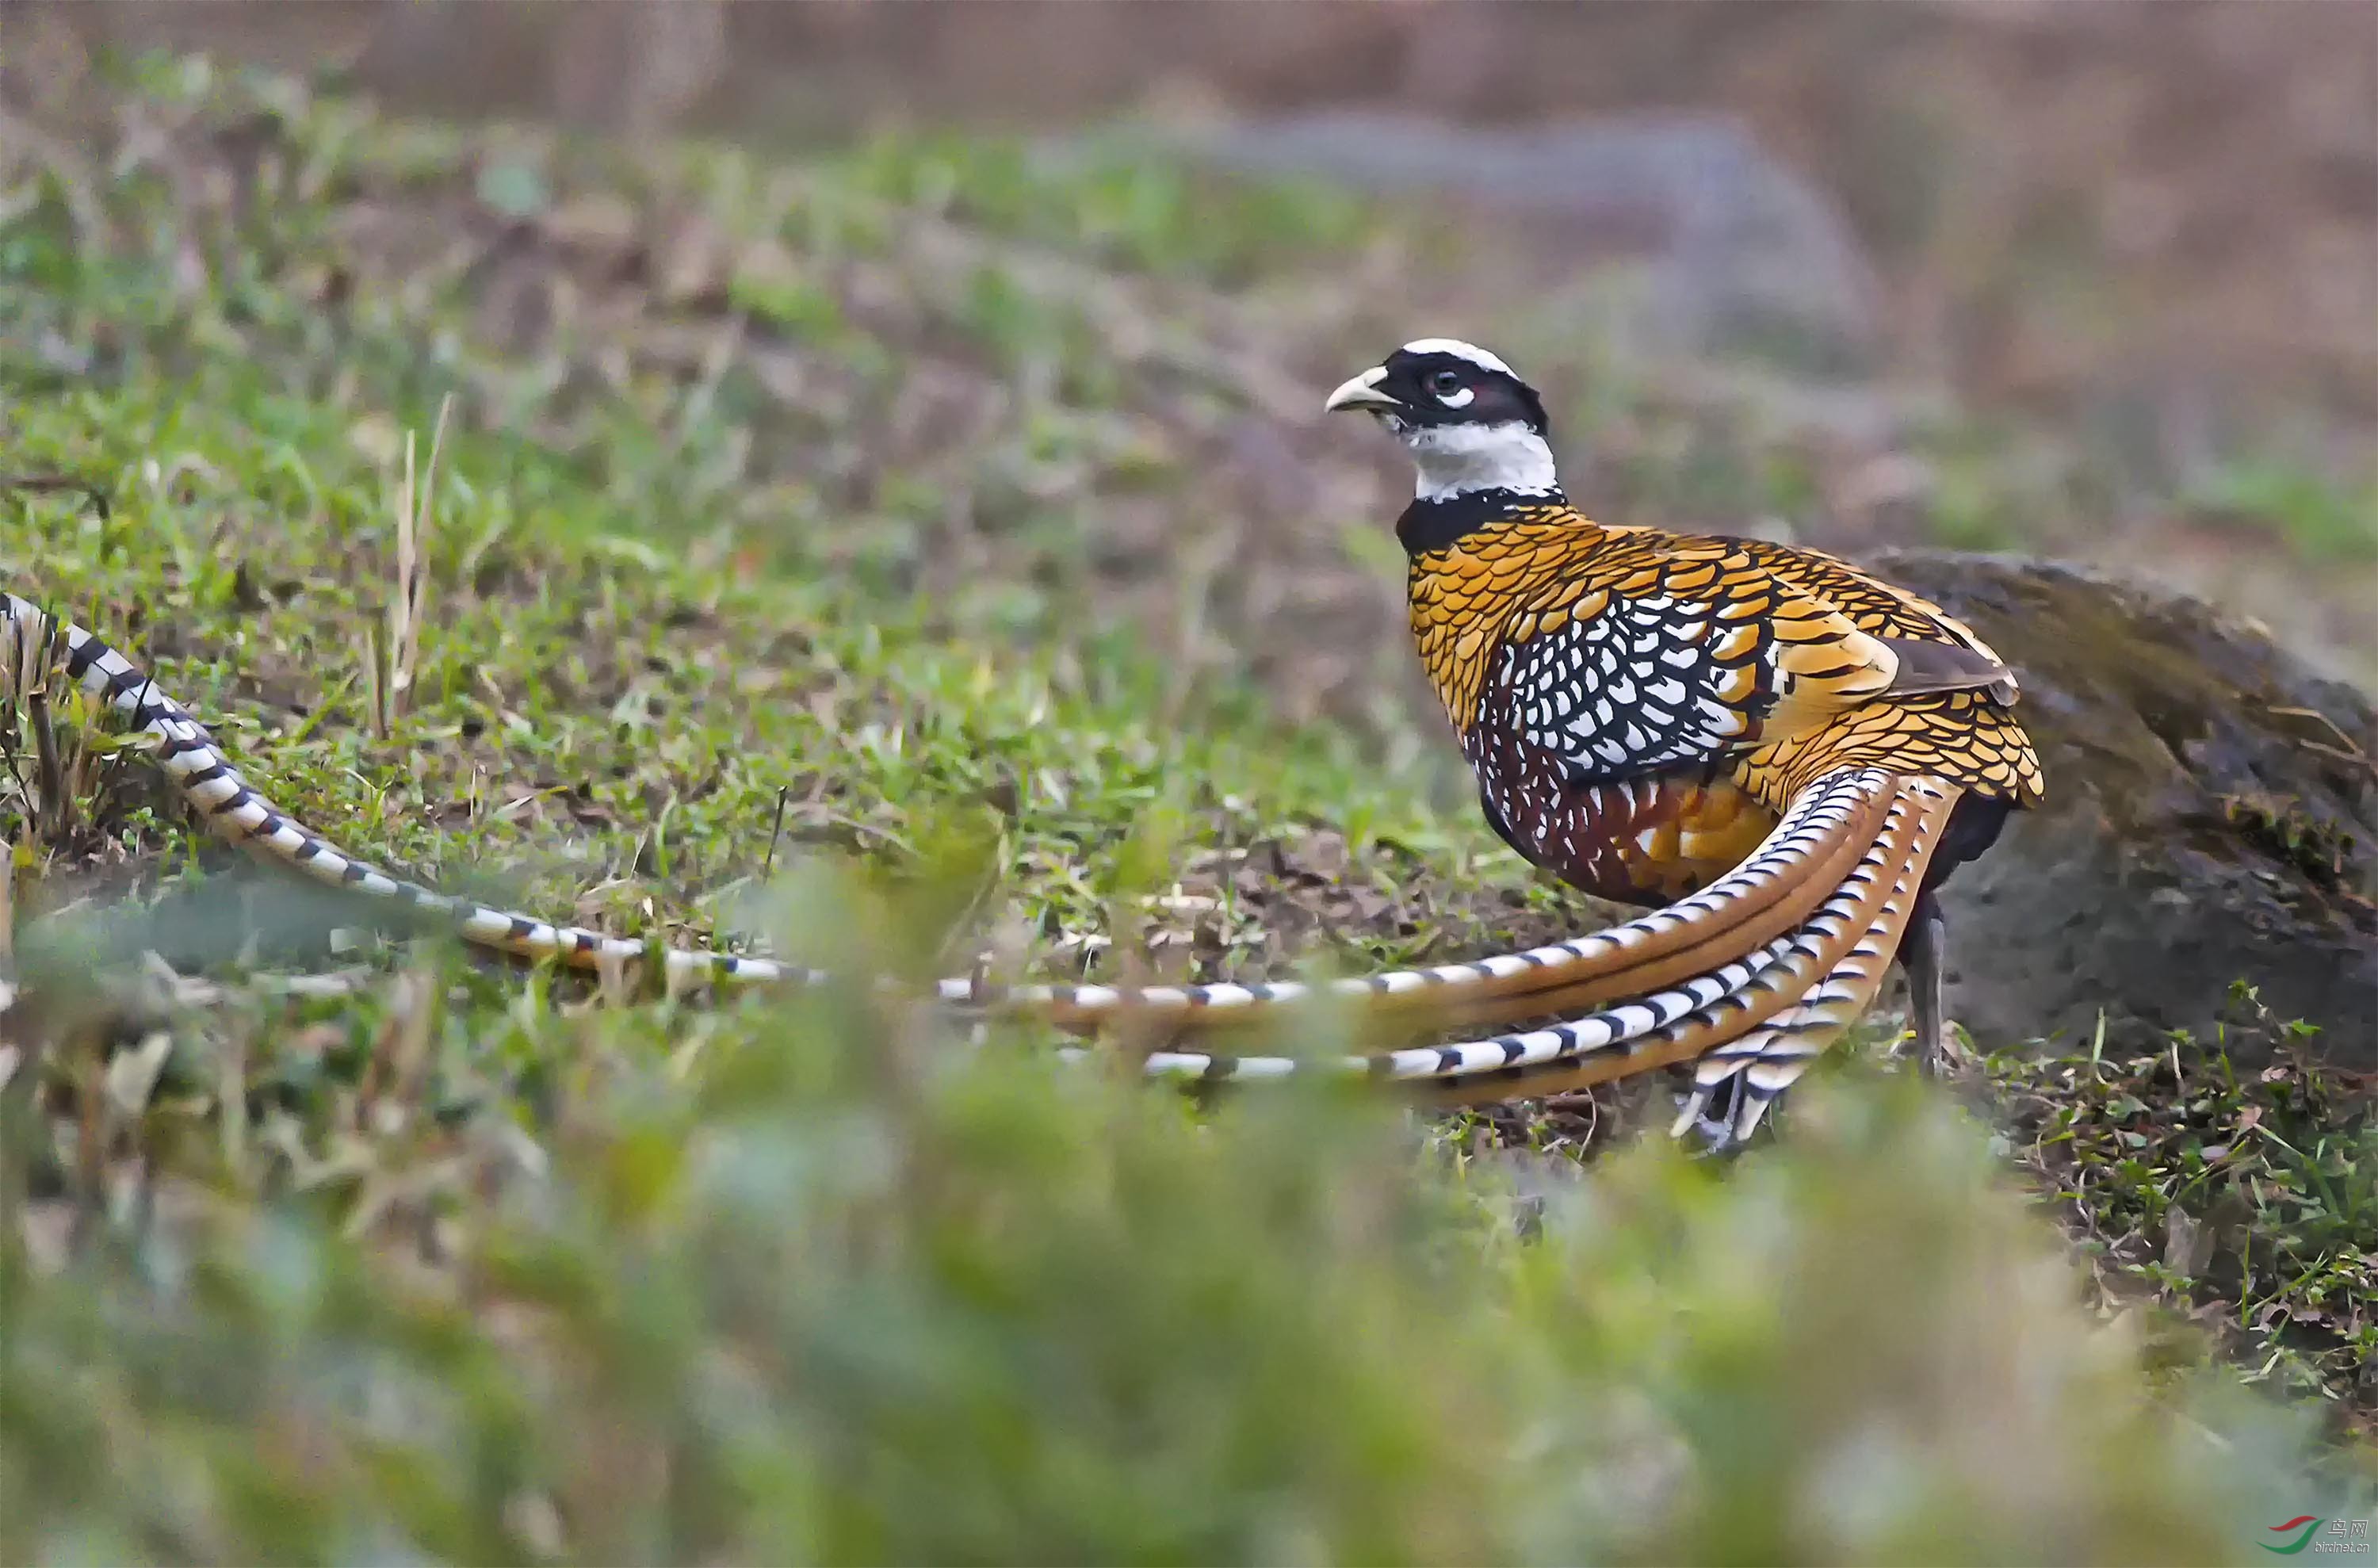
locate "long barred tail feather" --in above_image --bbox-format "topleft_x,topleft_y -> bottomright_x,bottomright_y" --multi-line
1061,778 -> 1952,1092
9,592 -> 1910,1045
1414,776 -> 1949,1105
1671,801 -> 1939,1146
968,767 -> 1891,1030
12,594 -> 827,989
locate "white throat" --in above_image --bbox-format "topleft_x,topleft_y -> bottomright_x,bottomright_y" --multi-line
1402,421 -> 1559,501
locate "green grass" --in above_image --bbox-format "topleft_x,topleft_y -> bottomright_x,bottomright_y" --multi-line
2,54 -> 2373,1562
1989,988 -> 2378,1425
2181,461 -> 2378,566
6,959 -> 2353,1563
0,52 -> 1580,987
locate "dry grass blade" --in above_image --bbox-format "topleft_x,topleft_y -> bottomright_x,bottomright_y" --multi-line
0,609 -> 37,827
0,603 -> 126,855
384,394 -> 454,729
362,618 -> 387,740
17,616 -> 73,851
2269,704 -> 2377,779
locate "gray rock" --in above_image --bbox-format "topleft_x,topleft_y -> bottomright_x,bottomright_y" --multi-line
1871,549 -> 2376,1063
1157,110 -> 1883,372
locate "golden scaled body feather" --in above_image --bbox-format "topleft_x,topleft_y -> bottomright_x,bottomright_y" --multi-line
1405,504 -> 2042,906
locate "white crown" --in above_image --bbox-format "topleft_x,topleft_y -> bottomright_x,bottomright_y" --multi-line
1401,338 -> 1517,379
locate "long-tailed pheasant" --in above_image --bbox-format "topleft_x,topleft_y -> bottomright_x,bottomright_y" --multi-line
1325,338 -> 2043,1142
6,338 -> 2038,1144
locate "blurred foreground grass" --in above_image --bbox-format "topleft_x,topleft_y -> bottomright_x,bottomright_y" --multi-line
1,55 -> 2372,1562
1,886 -> 2357,1562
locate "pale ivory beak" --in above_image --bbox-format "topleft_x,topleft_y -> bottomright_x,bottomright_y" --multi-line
1324,365 -> 1399,413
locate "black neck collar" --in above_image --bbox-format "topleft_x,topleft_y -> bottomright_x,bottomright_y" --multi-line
1396,487 -> 1566,556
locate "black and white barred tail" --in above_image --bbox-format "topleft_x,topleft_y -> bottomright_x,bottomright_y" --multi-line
1054,777 -> 1954,1092
6,592 -> 1908,1042
1671,828 -> 1932,1146
9,593 -> 824,989
965,766 -> 1889,1027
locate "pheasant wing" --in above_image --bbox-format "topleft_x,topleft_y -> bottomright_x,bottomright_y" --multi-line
1477,546 -> 1909,786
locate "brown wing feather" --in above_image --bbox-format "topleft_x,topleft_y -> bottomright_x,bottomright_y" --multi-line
1871,635 -> 2017,700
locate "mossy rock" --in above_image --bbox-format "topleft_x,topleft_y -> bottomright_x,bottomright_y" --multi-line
1871,549 -> 2376,1061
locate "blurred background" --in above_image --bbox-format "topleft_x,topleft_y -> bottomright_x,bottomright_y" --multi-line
20,0 -> 2377,687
